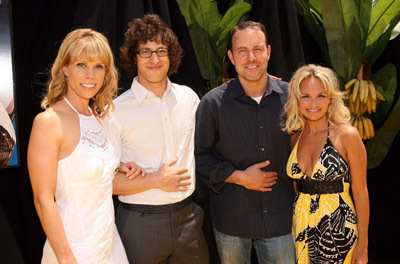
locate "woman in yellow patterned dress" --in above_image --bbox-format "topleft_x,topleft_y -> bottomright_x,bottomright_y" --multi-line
283,64 -> 369,264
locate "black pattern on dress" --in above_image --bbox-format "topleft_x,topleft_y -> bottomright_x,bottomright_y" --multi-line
287,125 -> 358,264
296,197 -> 357,263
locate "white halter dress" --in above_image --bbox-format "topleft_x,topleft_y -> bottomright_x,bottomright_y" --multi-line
41,98 -> 128,264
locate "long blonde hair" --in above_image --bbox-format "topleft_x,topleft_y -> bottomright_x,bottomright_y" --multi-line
41,28 -> 118,117
283,64 -> 350,134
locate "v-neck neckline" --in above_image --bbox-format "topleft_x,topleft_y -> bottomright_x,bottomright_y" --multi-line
294,125 -> 330,179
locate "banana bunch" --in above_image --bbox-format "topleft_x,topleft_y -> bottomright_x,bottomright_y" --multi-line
350,116 -> 375,140
345,78 -> 385,140
345,78 -> 385,115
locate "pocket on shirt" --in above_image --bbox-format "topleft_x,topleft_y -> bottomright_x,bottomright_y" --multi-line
177,121 -> 194,152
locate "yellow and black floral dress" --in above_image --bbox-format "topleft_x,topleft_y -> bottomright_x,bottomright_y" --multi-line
287,128 -> 358,264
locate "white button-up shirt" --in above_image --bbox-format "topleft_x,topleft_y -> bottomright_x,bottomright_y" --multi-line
110,77 -> 199,205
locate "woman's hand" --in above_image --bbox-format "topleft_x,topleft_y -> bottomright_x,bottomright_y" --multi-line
118,161 -> 145,180
351,242 -> 368,264
59,253 -> 78,264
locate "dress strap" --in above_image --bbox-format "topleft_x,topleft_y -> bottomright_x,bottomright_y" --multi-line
63,97 -> 92,116
63,97 -> 79,114
327,122 -> 330,138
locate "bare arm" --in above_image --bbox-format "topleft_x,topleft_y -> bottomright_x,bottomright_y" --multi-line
113,157 -> 191,195
27,112 -> 77,264
342,126 -> 369,264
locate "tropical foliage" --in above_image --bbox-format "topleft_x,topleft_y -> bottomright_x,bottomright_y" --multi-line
176,0 -> 252,89
296,0 -> 400,169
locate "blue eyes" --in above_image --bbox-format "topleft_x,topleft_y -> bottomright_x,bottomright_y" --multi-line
76,63 -> 104,69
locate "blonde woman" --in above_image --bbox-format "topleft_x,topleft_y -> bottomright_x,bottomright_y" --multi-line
27,29 -> 138,263
284,64 -> 369,264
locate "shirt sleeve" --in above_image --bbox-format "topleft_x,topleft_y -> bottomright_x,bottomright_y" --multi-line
105,112 -> 123,160
195,95 -> 237,193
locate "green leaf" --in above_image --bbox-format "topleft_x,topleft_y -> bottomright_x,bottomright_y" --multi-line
310,0 -> 322,15
366,63 -> 397,169
366,95 -> 400,170
367,0 -> 400,45
369,63 -> 396,126
390,20 -> 400,40
177,0 -> 252,85
364,12 -> 400,65
356,0 -> 372,42
215,2 -> 251,60
176,0 -> 222,80
295,0 -> 331,65
322,0 -> 363,80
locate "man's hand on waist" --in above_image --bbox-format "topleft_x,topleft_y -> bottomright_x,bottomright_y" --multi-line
225,160 -> 277,192
150,157 -> 191,192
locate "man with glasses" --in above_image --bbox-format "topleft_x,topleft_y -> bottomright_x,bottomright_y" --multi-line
195,21 -> 295,263
110,14 -> 208,264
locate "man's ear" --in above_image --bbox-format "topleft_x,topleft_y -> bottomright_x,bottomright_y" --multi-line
266,45 -> 271,62
227,50 -> 235,66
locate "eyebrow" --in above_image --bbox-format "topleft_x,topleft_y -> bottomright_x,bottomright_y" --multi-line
300,92 -> 327,95
236,45 -> 265,50
140,45 -> 168,49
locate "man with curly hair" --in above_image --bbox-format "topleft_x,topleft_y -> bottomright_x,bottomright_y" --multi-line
111,14 -> 208,264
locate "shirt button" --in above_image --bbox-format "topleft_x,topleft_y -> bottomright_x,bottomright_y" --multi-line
263,210 -> 267,213
261,147 -> 265,151
260,125 -> 263,129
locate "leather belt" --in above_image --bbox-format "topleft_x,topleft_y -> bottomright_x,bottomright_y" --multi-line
296,178 -> 343,195
119,196 -> 192,214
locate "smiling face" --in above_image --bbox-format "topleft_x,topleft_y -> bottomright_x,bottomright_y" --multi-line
136,39 -> 170,90
62,54 -> 105,102
227,28 -> 270,85
298,76 -> 331,122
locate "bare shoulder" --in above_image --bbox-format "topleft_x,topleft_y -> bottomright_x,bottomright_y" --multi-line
31,101 -> 74,137
32,108 -> 62,132
30,101 -> 81,159
335,123 -> 360,143
333,123 -> 365,155
290,131 -> 301,150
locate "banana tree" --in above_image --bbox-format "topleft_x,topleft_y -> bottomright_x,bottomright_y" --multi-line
296,0 -> 400,169
176,0 -> 252,89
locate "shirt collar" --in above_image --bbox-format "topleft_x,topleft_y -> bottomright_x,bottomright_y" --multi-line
228,75 -> 284,100
130,76 -> 172,104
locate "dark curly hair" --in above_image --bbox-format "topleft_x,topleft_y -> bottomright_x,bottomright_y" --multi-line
120,13 -> 183,76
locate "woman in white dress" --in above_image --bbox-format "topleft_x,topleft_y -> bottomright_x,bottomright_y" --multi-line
27,28 -> 139,264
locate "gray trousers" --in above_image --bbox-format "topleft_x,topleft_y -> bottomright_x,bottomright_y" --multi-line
116,201 -> 209,264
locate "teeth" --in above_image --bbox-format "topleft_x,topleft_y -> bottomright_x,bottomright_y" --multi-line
82,84 -> 95,88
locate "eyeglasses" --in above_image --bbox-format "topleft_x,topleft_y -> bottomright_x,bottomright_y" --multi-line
137,48 -> 169,58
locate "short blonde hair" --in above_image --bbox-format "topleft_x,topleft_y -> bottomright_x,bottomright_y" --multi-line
41,28 -> 118,117
283,64 -> 350,134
